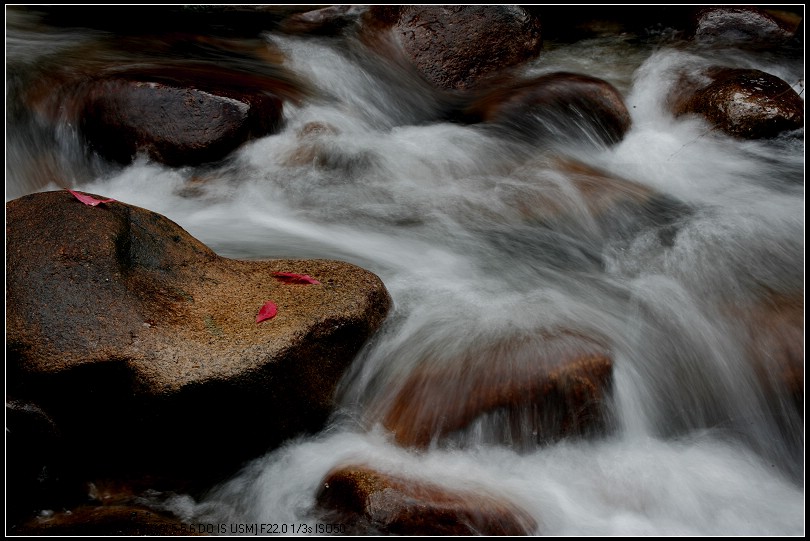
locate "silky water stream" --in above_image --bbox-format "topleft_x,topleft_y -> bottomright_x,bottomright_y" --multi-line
5,8 -> 804,535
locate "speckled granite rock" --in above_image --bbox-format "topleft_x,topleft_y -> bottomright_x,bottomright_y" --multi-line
6,189 -> 392,484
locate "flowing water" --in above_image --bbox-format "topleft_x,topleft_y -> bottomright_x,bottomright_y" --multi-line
5,7 -> 805,535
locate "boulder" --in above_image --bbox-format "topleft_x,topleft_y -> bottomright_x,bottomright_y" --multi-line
80,76 -> 283,166
462,72 -> 632,145
361,6 -> 542,91
691,6 -> 800,48
316,465 -> 537,535
6,190 -> 392,484
670,67 -> 804,139
378,331 -> 613,449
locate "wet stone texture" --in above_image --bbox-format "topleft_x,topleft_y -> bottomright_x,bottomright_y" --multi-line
691,6 -> 800,48
6,190 -> 392,486
316,464 -> 538,535
80,77 -> 283,166
462,71 -> 633,146
377,331 -> 614,449
361,5 -> 543,91
669,67 -> 804,139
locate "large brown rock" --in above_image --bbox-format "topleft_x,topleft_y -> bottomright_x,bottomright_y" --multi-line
669,67 -> 804,139
6,190 -> 392,483
361,6 -> 542,91
463,72 -> 632,145
80,76 -> 283,166
378,331 -> 613,449
316,465 -> 537,535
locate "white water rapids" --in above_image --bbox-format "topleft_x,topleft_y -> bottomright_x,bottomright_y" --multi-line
6,8 -> 804,536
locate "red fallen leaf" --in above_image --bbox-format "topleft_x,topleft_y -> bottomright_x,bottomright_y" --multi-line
256,300 -> 278,323
68,189 -> 116,206
272,272 -> 321,285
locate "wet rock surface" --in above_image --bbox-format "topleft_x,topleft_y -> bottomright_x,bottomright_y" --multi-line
361,5 -> 542,91
733,291 -> 804,417
670,67 -> 804,139
378,331 -> 613,449
316,465 -> 538,535
691,6 -> 800,48
463,72 -> 633,146
80,77 -> 283,166
6,190 -> 392,485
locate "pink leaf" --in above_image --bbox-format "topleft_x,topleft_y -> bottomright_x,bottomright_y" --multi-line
256,300 -> 278,323
272,272 -> 321,285
68,189 -> 116,206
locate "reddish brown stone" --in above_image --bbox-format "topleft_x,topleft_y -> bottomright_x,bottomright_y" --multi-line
463,72 -> 632,145
731,290 -> 804,416
670,67 -> 804,139
6,190 -> 392,483
379,331 -> 613,448
316,465 -> 537,535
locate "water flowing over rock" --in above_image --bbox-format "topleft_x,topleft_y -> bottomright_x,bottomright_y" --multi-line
6,4 -> 805,536
80,76 -> 283,166
316,465 -> 538,535
732,291 -> 804,418
361,5 -> 543,91
669,67 -> 804,139
6,190 -> 392,485
378,331 -> 613,449
462,72 -> 632,145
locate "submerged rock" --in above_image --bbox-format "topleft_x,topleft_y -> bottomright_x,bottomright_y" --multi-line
669,67 -> 804,139
732,291 -> 804,417
6,190 -> 392,485
316,465 -> 537,535
463,72 -> 632,145
361,5 -> 542,91
379,331 -> 613,449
